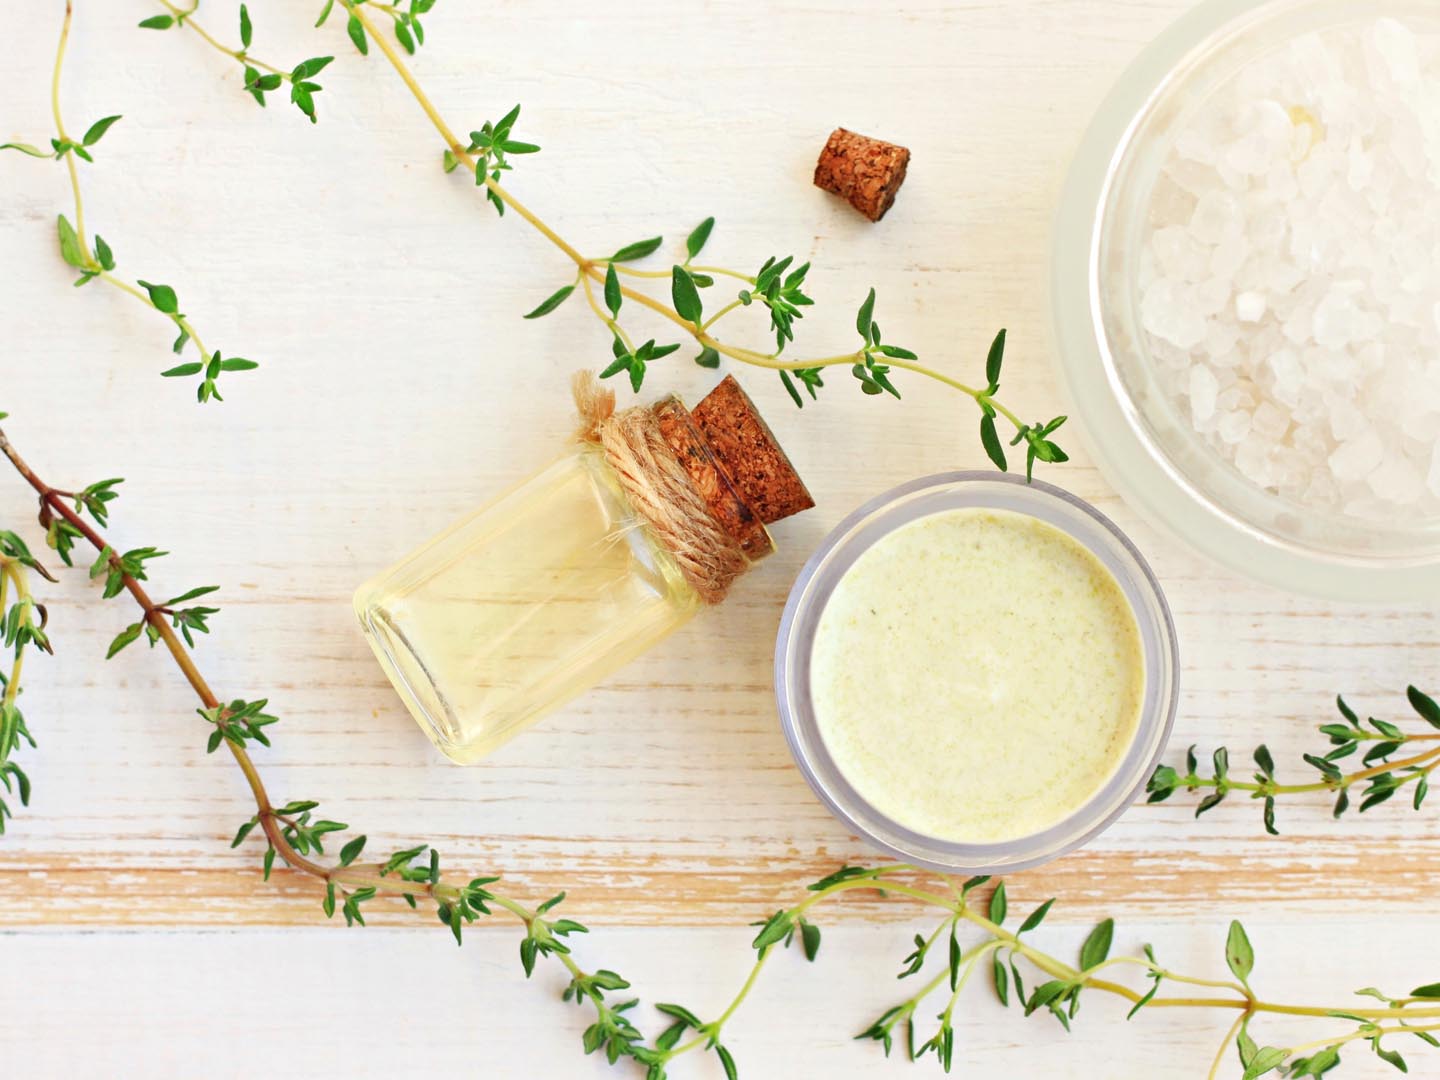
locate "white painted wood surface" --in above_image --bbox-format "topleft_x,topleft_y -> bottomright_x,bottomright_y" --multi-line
1,2 -> 1435,1077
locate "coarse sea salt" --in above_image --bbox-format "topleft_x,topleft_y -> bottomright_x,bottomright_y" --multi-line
1136,16 -> 1440,518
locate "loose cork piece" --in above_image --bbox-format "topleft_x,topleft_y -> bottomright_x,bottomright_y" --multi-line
813,127 -> 911,222
690,375 -> 814,525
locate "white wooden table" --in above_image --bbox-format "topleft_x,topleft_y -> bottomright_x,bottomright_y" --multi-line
2,2 -> 1435,1077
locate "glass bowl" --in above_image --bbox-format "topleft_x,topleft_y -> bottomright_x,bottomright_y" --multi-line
1052,0 -> 1440,601
774,473 -> 1180,875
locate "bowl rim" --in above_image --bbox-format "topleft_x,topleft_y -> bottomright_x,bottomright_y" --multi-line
1050,0 -> 1440,602
773,471 -> 1181,875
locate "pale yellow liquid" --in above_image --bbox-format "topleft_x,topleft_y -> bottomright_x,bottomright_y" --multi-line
810,508 -> 1144,843
356,448 -> 699,763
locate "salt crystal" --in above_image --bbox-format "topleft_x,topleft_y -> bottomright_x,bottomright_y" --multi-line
1190,365 -> 1219,424
1266,348 -> 1303,405
1141,279 -> 1207,350
1371,18 -> 1421,85
1329,428 -> 1385,482
1210,234 -> 1249,279
1190,190 -> 1242,244
1151,226 -> 1207,281
1312,287 -> 1363,348
1252,401 -> 1290,440
1235,437 -> 1272,486
1218,410 -> 1252,444
1369,452 -> 1424,503
1236,291 -> 1268,322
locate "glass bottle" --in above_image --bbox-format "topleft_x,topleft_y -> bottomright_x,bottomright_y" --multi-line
354,375 -> 812,763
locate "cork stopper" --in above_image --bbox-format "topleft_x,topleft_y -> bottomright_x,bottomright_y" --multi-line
813,127 -> 911,222
690,375 -> 814,525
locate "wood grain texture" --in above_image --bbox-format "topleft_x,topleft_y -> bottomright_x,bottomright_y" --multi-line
0,2 -> 1436,1077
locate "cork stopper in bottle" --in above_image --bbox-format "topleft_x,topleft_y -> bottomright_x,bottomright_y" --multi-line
690,375 -> 814,526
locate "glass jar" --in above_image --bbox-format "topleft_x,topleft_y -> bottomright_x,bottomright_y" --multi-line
1052,0 -> 1440,601
355,376 -> 811,763
775,472 -> 1179,875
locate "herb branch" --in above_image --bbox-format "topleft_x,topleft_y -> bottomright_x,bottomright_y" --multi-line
149,0 -> 1066,477
0,481 -> 53,833
0,4 -> 257,400
1148,690 -> 1440,833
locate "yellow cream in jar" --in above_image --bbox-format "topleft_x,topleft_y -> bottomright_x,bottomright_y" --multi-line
809,508 -> 1144,843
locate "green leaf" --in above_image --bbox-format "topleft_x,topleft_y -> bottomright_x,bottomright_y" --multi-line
106,622 -> 143,659
1409,686 -> 1440,729
670,266 -> 703,324
57,215 -> 86,269
136,279 -> 179,314
947,925 -> 962,990
1080,918 -> 1114,969
315,0 -> 336,26
694,346 -> 720,369
82,115 -> 122,147
394,18 -> 415,54
1018,898 -> 1055,934
1242,1047 -> 1287,1079
715,1044 -> 738,1080
0,142 -> 50,157
611,236 -> 663,263
1253,744 -> 1276,777
1410,982 -> 1440,998
1226,920 -> 1255,983
800,920 -> 821,962
291,56 -> 334,80
1375,1044 -> 1408,1072
604,263 -> 621,319
751,910 -> 790,952
218,358 -> 259,372
138,14 -> 175,29
855,287 -> 876,341
93,234 -> 115,271
161,362 -> 203,378
239,4 -> 253,48
988,881 -> 1007,925
686,216 -> 715,260
655,1003 -> 702,1028
230,818 -> 258,848
339,834 -> 366,867
779,370 -> 803,409
523,285 -> 575,319
347,13 -> 368,54
985,328 -> 1006,390
980,415 -> 1007,471
992,954 -> 1009,1006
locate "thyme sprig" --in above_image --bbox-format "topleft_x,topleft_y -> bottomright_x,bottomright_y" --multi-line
1148,689 -> 1440,833
0,4 -> 256,400
4,418 -> 1438,1077
0,493 -> 53,833
141,2 -> 337,122
148,0 -> 1066,477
